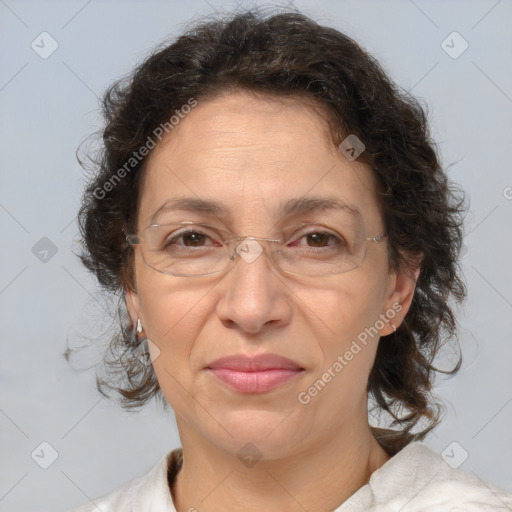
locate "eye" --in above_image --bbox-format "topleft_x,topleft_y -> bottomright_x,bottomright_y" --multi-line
298,232 -> 336,248
163,229 -> 219,249
288,229 -> 345,249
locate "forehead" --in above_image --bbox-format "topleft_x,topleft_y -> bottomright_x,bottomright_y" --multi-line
137,91 -> 382,231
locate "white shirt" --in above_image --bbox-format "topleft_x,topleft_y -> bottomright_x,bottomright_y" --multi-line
70,441 -> 512,511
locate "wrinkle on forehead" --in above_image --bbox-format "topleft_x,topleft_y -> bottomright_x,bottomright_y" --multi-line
138,91 -> 383,234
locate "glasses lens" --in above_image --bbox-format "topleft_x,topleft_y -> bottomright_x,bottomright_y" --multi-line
275,221 -> 367,276
141,223 -> 228,276
136,219 -> 370,277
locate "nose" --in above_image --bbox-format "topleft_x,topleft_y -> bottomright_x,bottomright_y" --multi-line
215,238 -> 293,335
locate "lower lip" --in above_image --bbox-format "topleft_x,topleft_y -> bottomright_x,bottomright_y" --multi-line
208,368 -> 303,393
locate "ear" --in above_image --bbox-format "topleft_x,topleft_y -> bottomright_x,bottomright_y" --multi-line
125,288 -> 142,329
380,256 -> 422,336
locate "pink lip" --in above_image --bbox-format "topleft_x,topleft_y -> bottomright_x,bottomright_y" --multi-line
207,354 -> 305,393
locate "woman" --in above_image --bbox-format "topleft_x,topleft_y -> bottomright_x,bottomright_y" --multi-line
70,9 -> 512,512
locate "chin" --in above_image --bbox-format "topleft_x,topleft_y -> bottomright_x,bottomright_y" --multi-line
209,409 -> 306,459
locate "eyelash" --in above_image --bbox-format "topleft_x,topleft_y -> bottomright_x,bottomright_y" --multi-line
162,227 -> 345,250
163,230 -> 218,248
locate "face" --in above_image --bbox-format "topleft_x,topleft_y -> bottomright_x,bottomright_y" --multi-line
126,91 -> 419,460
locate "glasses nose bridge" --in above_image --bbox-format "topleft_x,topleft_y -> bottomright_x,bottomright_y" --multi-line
225,235 -> 282,265
229,235 -> 281,243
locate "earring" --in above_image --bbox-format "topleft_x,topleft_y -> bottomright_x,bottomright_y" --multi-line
134,318 -> 152,367
392,324 -> 397,333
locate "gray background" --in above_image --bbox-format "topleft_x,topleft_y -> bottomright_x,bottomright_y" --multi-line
0,0 -> 511,510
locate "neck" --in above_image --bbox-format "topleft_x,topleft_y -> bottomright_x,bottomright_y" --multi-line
171,419 -> 391,512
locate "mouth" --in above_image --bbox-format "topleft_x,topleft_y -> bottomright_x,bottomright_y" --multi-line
206,354 -> 305,394
208,367 -> 304,393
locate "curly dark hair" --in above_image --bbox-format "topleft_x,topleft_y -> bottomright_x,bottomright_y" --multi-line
74,7 -> 467,456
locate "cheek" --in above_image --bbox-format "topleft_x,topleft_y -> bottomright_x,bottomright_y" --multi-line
135,262 -> 211,372
135,251 -> 204,332
298,274 -> 386,386
296,285 -> 384,413
137,274 -> 213,414
299,273 -> 385,346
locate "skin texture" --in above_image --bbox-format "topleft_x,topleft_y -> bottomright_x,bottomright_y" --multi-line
126,91 -> 420,512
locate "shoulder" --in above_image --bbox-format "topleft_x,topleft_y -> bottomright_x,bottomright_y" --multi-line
69,475 -> 142,512
339,441 -> 512,511
68,448 -> 181,512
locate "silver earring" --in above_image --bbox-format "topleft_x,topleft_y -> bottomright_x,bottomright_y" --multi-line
392,324 -> 397,333
136,318 -> 143,333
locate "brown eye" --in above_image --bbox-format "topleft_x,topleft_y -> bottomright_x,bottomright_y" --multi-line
163,230 -> 217,249
291,231 -> 342,249
181,232 -> 208,246
304,233 -> 332,247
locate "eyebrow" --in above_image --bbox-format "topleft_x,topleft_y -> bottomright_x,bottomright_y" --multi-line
149,196 -> 362,225
280,197 -> 361,220
150,197 -> 227,224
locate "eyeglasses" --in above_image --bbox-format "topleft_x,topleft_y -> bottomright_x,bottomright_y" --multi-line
125,220 -> 386,278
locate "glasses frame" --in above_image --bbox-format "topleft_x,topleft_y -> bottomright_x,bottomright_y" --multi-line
125,221 -> 387,278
